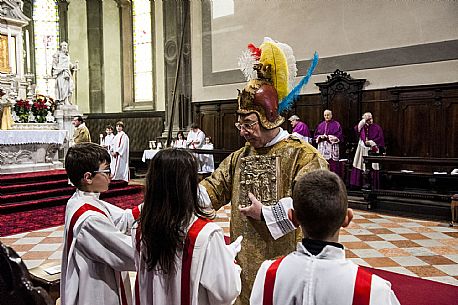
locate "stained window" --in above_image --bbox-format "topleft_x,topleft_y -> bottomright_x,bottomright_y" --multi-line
132,0 -> 153,103
33,0 -> 59,96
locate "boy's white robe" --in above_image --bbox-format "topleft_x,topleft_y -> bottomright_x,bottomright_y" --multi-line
102,133 -> 116,173
112,131 -> 130,182
250,243 -> 401,305
132,216 -> 241,305
200,143 -> 215,173
186,129 -> 206,170
61,189 -> 139,305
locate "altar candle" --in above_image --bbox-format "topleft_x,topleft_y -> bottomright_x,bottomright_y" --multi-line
25,30 -> 30,73
100,134 -> 104,145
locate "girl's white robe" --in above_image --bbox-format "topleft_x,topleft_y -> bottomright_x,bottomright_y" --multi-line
132,216 -> 241,305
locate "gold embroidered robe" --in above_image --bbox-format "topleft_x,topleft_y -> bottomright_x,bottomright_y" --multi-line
200,136 -> 328,304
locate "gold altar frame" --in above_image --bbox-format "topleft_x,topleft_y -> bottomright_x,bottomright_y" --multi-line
0,34 -> 10,73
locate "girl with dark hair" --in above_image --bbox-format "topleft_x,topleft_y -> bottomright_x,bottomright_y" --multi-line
172,130 -> 187,148
132,148 -> 242,305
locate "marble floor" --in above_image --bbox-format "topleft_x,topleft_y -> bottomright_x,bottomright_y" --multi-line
1,206 -> 458,286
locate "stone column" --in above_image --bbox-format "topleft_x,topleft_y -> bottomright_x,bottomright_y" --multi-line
22,0 -> 36,79
161,0 -> 192,141
86,0 -> 105,113
116,0 -> 134,109
57,0 -> 70,44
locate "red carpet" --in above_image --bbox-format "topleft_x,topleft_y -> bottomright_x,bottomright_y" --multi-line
364,266 -> 458,305
0,192 -> 143,236
0,169 -> 144,236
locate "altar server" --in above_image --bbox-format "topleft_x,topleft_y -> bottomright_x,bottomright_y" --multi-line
111,121 -> 130,182
102,125 -> 116,173
200,136 -> 215,173
250,170 -> 400,305
172,130 -> 187,148
186,123 -> 206,170
61,142 -> 141,305
132,148 -> 242,305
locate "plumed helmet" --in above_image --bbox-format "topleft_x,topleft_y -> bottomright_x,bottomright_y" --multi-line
237,37 -> 319,130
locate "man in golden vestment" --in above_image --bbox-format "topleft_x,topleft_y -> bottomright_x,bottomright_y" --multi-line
200,38 -> 326,304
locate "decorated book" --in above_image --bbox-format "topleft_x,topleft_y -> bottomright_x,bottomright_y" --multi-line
239,154 -> 281,207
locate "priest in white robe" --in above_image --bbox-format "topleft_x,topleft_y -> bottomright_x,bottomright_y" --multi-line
186,123 -> 206,170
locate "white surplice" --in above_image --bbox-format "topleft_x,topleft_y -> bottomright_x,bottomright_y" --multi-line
173,139 -> 187,148
61,189 -> 139,305
186,129 -> 206,170
112,131 -> 130,181
200,143 -> 215,173
102,133 -> 116,172
132,216 -> 241,305
250,243 -> 401,305
186,129 -> 206,149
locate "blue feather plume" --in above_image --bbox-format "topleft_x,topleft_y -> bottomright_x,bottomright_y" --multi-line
278,52 -> 319,114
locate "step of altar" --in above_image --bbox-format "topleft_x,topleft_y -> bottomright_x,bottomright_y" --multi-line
0,169 -> 143,213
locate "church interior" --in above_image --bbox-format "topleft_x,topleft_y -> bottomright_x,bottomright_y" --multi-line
1,0 -> 458,304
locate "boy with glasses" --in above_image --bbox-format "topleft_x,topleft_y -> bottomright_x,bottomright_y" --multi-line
61,142 -> 140,305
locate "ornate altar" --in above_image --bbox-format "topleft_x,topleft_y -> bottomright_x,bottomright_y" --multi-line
0,1 -> 71,173
0,129 -> 67,173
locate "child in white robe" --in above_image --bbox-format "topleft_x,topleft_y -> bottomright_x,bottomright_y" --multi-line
200,137 -> 215,173
61,142 -> 140,305
111,121 -> 130,182
250,170 -> 401,305
132,148 -> 242,305
102,125 -> 116,173
172,131 -> 187,148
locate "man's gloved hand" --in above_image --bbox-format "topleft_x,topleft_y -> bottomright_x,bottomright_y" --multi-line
239,193 -> 263,220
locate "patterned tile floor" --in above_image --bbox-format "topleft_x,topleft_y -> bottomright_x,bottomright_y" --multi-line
1,206 -> 458,286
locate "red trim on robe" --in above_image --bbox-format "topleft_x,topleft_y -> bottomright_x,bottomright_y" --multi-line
181,218 -> 210,305
132,206 -> 140,220
134,226 -> 142,305
66,203 -> 128,305
352,267 -> 373,305
262,256 -> 285,305
66,203 -> 107,254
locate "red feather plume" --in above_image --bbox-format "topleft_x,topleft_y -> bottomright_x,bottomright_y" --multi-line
247,43 -> 261,60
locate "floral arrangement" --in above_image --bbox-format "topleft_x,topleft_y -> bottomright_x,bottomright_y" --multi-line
13,95 -> 56,123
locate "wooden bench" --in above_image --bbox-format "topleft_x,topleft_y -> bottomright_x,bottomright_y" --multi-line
360,156 -> 458,216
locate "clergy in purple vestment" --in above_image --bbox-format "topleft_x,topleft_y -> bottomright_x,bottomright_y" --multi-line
350,112 -> 385,189
288,115 -> 311,142
314,110 -> 344,175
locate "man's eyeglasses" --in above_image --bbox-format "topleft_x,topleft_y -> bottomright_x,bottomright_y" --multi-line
92,169 -> 111,176
234,121 -> 258,131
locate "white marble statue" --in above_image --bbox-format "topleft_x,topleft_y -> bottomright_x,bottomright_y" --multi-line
52,42 -> 76,105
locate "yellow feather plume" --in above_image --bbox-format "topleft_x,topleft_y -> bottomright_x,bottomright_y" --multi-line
259,41 -> 289,101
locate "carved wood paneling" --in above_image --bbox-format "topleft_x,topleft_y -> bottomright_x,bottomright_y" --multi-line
85,111 -> 165,154
192,82 -> 458,160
